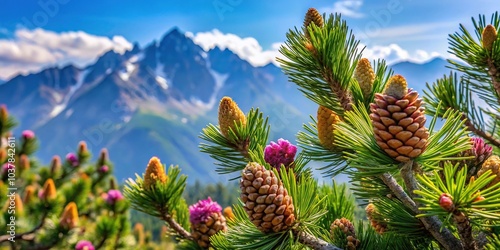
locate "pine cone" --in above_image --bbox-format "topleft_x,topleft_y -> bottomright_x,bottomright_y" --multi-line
482,24 -> 497,52
240,162 -> 295,233
303,8 -> 324,39
189,197 -> 227,249
354,58 -> 375,98
477,155 -> 500,188
365,203 -> 386,234
218,97 -> 247,139
370,75 -> 428,163
143,157 -> 168,190
330,218 -> 360,250
317,106 -> 341,150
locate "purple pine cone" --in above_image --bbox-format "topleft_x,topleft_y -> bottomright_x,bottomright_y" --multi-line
471,137 -> 493,164
106,189 -> 124,205
189,197 -> 222,224
75,240 -> 94,250
65,153 -> 79,167
264,138 -> 297,169
21,130 -> 35,140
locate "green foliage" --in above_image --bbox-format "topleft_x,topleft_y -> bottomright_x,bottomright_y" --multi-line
316,181 -> 355,231
200,108 -> 270,178
415,163 -> 500,221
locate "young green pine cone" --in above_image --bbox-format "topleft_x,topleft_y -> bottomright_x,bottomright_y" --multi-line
218,97 -> 246,139
189,197 -> 227,249
477,155 -> 500,188
370,75 -> 429,162
317,106 -> 341,150
365,203 -> 386,234
240,162 -> 295,233
482,24 -> 497,52
355,58 -> 375,98
330,218 -> 360,250
143,157 -> 168,190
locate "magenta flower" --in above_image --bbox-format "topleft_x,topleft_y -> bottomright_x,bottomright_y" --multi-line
264,138 -> 297,169
21,130 -> 35,140
189,197 -> 222,224
75,240 -> 95,250
2,163 -> 14,175
106,189 -> 124,205
65,153 -> 79,167
98,165 -> 109,174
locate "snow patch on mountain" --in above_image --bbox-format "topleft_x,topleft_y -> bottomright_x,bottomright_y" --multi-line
118,62 -> 136,81
49,69 -> 89,118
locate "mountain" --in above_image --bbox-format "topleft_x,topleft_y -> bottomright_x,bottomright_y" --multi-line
0,28 -> 451,183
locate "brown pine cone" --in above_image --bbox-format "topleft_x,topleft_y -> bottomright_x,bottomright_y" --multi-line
482,24 -> 497,52
370,75 -> 428,163
189,197 -> 227,249
330,218 -> 360,250
240,162 -> 295,233
365,203 -> 387,234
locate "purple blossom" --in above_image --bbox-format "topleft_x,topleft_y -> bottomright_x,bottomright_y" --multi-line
22,130 -> 35,140
106,189 -> 124,205
264,138 -> 297,169
2,163 -> 14,175
65,153 -> 79,167
189,197 -> 222,224
75,240 -> 95,250
98,165 -> 109,174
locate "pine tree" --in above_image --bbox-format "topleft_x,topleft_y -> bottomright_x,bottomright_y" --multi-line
124,8 -> 500,250
0,106 -> 136,249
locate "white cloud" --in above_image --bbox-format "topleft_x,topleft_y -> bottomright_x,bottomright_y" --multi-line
320,0 -> 364,18
186,29 -> 282,67
360,43 -> 442,64
0,28 -> 132,80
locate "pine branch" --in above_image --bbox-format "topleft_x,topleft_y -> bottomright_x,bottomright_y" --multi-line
162,213 -> 192,240
0,212 -> 48,243
295,230 -> 342,250
399,161 -> 463,250
463,114 -> 500,147
453,211 -> 476,250
487,58 -> 500,105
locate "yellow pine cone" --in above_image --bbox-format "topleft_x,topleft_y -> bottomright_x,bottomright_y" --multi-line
60,202 -> 79,229
383,75 -> 408,99
365,203 -> 386,234
223,206 -> 235,221
134,223 -> 145,246
78,141 -> 87,155
317,106 -> 341,150
143,157 -> 168,190
355,58 -> 375,98
4,194 -> 24,216
240,162 -> 295,233
482,24 -> 497,52
218,97 -> 246,139
50,156 -> 61,175
0,148 -> 6,162
19,155 -> 30,171
23,185 -> 36,204
41,178 -> 57,201
477,155 -> 500,188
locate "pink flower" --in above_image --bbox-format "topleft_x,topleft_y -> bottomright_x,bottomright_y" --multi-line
75,240 -> 94,250
189,197 -> 222,224
98,165 -> 109,174
2,163 -> 14,175
21,130 -> 35,140
264,138 -> 297,169
106,189 -> 124,205
65,153 -> 79,167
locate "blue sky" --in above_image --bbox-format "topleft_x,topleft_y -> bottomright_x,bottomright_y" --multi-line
0,0 -> 497,79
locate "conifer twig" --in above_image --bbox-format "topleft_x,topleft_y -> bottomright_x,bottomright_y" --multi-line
462,114 -> 500,148
487,58 -> 500,102
162,213 -> 192,240
0,212 -> 48,243
453,211 -> 477,250
399,161 -> 463,250
295,230 -> 342,250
